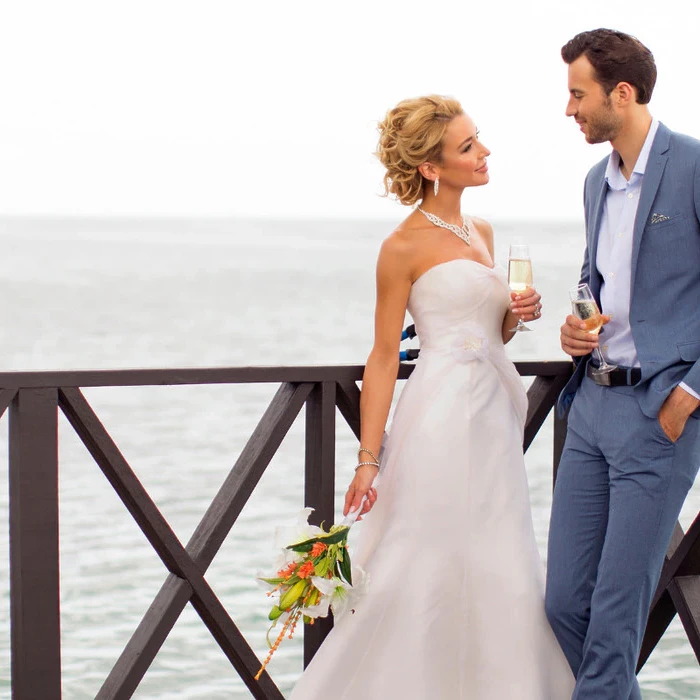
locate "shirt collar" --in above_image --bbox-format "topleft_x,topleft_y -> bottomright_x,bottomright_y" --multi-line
605,118 -> 659,189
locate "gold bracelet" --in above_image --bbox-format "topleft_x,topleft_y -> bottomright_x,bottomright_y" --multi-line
355,461 -> 380,471
358,447 -> 379,463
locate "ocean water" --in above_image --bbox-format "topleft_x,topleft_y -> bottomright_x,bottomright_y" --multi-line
0,217 -> 698,698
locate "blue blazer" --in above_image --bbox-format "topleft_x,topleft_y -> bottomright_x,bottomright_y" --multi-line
558,123 -> 700,419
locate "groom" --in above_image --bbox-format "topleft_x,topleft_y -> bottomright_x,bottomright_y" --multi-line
546,29 -> 700,699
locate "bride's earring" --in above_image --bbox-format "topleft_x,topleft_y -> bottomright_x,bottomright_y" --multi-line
434,177 -> 439,196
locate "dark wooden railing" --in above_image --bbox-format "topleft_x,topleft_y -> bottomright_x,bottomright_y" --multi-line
1,362 -> 698,699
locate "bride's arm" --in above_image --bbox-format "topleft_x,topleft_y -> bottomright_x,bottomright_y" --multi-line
343,236 -> 412,517
502,304 -> 522,342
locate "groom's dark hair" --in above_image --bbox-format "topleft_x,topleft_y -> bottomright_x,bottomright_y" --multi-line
562,29 -> 657,104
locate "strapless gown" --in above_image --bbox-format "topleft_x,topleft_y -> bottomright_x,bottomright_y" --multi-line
289,259 -> 574,699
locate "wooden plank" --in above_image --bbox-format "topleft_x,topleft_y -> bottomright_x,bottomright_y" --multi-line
523,374 -> 570,452
59,387 -> 192,578
0,388 -> 17,419
0,365 -> 367,388
516,360 -> 574,378
9,388 -> 62,700
95,382 -> 311,699
335,380 -> 361,440
187,382 -> 314,566
638,588 -> 677,670
58,387 -> 283,699
640,520 -> 700,668
670,576 -> 700,662
0,360 -> 572,390
303,382 -> 336,668
649,516 -> 700,614
96,575 -> 193,699
651,521 -> 687,609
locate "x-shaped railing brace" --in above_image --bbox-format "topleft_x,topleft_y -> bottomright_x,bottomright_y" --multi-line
59,384 -> 315,700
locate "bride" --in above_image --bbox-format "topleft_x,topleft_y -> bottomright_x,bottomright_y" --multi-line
289,95 -> 574,698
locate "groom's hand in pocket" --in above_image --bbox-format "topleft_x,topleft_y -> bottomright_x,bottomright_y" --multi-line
658,385 -> 700,443
560,313 -> 610,357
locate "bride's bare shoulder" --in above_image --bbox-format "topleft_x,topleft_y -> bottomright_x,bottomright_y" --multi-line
376,213 -> 431,279
383,211 -> 434,252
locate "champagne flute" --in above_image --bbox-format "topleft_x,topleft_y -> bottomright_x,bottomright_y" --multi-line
568,283 -> 617,375
508,244 -> 534,333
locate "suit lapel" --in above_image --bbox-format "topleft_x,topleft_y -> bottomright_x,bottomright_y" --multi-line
631,124 -> 671,291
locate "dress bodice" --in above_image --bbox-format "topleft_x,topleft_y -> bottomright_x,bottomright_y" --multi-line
406,258 -> 527,430
408,258 -> 510,354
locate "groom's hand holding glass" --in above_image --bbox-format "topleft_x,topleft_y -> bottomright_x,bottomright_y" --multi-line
560,300 -> 611,357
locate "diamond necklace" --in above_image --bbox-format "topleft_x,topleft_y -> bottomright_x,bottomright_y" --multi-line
417,207 -> 471,246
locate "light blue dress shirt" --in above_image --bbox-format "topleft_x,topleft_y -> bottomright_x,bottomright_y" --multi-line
596,118 -> 699,400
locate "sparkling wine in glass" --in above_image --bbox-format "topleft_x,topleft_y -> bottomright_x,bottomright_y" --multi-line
568,283 -> 617,375
508,244 -> 534,333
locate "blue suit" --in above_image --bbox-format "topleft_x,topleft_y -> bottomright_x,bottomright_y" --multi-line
546,123 -> 700,699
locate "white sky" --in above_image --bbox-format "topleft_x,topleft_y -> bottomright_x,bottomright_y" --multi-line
1,0 -> 699,220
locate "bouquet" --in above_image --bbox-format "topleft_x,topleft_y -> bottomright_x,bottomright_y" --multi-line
255,506 -> 368,680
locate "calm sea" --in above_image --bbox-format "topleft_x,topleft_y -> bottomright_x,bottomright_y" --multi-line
0,217 -> 698,698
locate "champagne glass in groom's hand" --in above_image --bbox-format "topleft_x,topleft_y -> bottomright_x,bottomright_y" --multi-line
568,283 -> 617,375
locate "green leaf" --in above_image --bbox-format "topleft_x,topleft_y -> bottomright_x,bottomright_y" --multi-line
338,553 -> 352,586
287,542 -> 315,553
286,526 -> 350,552
259,577 -> 285,585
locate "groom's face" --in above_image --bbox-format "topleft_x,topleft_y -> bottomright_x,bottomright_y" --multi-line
566,55 -> 622,145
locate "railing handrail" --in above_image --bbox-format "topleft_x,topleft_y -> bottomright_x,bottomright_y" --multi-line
0,360 -> 573,389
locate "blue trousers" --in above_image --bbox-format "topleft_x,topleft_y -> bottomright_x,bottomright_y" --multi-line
546,376 -> 700,700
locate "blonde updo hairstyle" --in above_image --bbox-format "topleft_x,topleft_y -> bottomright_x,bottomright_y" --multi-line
376,95 -> 464,206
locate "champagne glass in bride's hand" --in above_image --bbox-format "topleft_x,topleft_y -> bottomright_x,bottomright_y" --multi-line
568,283 -> 617,375
508,244 -> 534,333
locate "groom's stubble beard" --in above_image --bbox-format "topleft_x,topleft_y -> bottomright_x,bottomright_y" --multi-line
582,95 -> 622,144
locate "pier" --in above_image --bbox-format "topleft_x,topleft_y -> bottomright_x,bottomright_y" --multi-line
2,362 -> 700,698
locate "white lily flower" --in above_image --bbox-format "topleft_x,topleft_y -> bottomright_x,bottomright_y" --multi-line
302,594 -> 332,619
273,508 -> 324,549
310,567 -> 370,620
274,548 -> 302,570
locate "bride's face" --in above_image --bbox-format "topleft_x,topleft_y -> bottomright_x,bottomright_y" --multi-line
437,114 -> 490,188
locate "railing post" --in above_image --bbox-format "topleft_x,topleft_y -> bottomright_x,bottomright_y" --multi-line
303,381 -> 336,667
9,388 -> 61,700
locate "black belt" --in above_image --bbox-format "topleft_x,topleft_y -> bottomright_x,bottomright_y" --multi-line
586,363 -> 642,387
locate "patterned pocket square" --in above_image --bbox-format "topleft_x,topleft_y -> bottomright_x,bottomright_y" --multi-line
650,213 -> 671,224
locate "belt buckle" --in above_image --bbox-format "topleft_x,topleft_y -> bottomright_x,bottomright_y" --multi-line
590,367 -> 612,386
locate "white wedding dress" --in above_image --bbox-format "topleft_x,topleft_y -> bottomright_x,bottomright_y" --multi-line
289,259 -> 574,699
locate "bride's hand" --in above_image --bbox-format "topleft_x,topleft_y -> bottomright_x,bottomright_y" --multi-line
510,286 -> 542,321
343,466 -> 378,520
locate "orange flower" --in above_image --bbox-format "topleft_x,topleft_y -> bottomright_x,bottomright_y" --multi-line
310,542 -> 328,557
297,560 -> 315,579
277,562 -> 297,579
